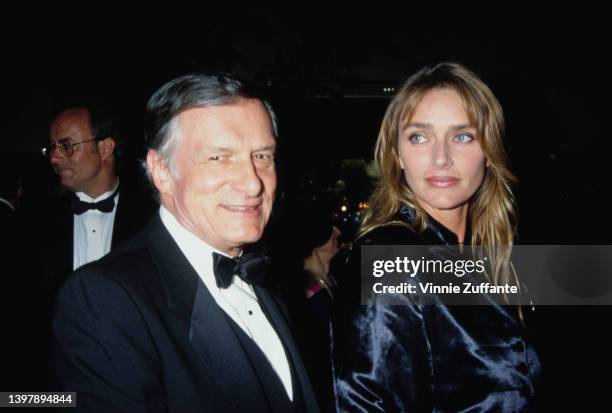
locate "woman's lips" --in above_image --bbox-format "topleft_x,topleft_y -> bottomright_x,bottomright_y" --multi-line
425,176 -> 459,188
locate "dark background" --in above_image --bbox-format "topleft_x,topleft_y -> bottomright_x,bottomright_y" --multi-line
3,15 -> 610,241
2,13 -> 610,410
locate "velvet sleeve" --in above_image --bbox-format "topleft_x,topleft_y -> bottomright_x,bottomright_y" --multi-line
330,245 -> 433,413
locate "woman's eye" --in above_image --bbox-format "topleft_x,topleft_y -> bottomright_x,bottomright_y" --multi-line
409,134 -> 427,144
455,134 -> 474,143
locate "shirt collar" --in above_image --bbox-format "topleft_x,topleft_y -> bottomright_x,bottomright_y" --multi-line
76,180 -> 120,203
159,205 -> 234,293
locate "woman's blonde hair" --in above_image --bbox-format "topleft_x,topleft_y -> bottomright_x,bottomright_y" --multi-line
360,62 -> 517,288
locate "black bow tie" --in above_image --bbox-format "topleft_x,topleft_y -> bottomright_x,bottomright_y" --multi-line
212,252 -> 271,289
71,187 -> 119,215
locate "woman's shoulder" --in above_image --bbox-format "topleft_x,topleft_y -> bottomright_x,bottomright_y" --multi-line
356,222 -> 423,246
339,223 -> 424,273
333,223 -> 422,290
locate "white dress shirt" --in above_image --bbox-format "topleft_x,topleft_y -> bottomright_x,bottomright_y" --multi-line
73,183 -> 119,270
159,206 -> 293,400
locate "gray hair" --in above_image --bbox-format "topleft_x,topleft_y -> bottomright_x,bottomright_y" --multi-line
143,72 -> 278,181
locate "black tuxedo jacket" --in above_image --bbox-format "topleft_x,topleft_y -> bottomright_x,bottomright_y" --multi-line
51,215 -> 320,413
43,182 -> 156,297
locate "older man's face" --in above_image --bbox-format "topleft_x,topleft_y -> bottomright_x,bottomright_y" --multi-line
153,99 -> 277,256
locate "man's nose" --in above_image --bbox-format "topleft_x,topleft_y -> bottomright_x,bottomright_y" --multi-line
50,146 -> 66,164
233,159 -> 263,197
431,140 -> 453,168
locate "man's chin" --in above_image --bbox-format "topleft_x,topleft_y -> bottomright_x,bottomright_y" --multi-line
226,227 -> 265,246
56,172 -> 75,187
59,181 -> 73,191
59,179 -> 78,192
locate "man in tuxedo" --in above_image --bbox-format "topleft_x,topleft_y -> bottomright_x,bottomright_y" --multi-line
42,102 -> 155,296
51,73 -> 320,412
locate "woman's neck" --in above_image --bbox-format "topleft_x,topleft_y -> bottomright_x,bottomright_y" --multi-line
423,203 -> 469,244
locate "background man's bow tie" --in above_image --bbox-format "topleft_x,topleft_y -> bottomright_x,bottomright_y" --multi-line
71,186 -> 119,215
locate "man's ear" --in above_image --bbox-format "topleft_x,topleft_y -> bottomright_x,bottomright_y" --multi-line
146,150 -> 173,196
98,137 -> 116,161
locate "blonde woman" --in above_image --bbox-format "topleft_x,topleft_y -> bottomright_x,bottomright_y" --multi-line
331,63 -> 540,412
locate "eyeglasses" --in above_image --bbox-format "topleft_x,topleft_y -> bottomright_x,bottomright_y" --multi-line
41,138 -> 96,158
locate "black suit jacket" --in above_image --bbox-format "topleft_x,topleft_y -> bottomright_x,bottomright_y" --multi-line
43,182 -> 156,297
51,215 -> 320,413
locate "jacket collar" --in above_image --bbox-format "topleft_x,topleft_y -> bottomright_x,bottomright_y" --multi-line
145,214 -> 200,317
396,204 -> 472,245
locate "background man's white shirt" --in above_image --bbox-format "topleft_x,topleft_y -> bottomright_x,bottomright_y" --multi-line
73,184 -> 119,270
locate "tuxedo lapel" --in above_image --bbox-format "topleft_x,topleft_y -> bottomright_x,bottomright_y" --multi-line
191,282 -> 274,413
63,202 -> 74,272
111,190 -> 125,248
255,287 -> 319,413
223,308 -> 295,413
145,217 -> 271,413
112,188 -> 135,248
56,197 -> 74,281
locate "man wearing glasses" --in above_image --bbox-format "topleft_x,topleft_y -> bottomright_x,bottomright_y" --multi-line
42,103 -> 155,297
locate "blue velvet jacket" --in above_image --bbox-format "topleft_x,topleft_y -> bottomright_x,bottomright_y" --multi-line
331,206 -> 541,412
